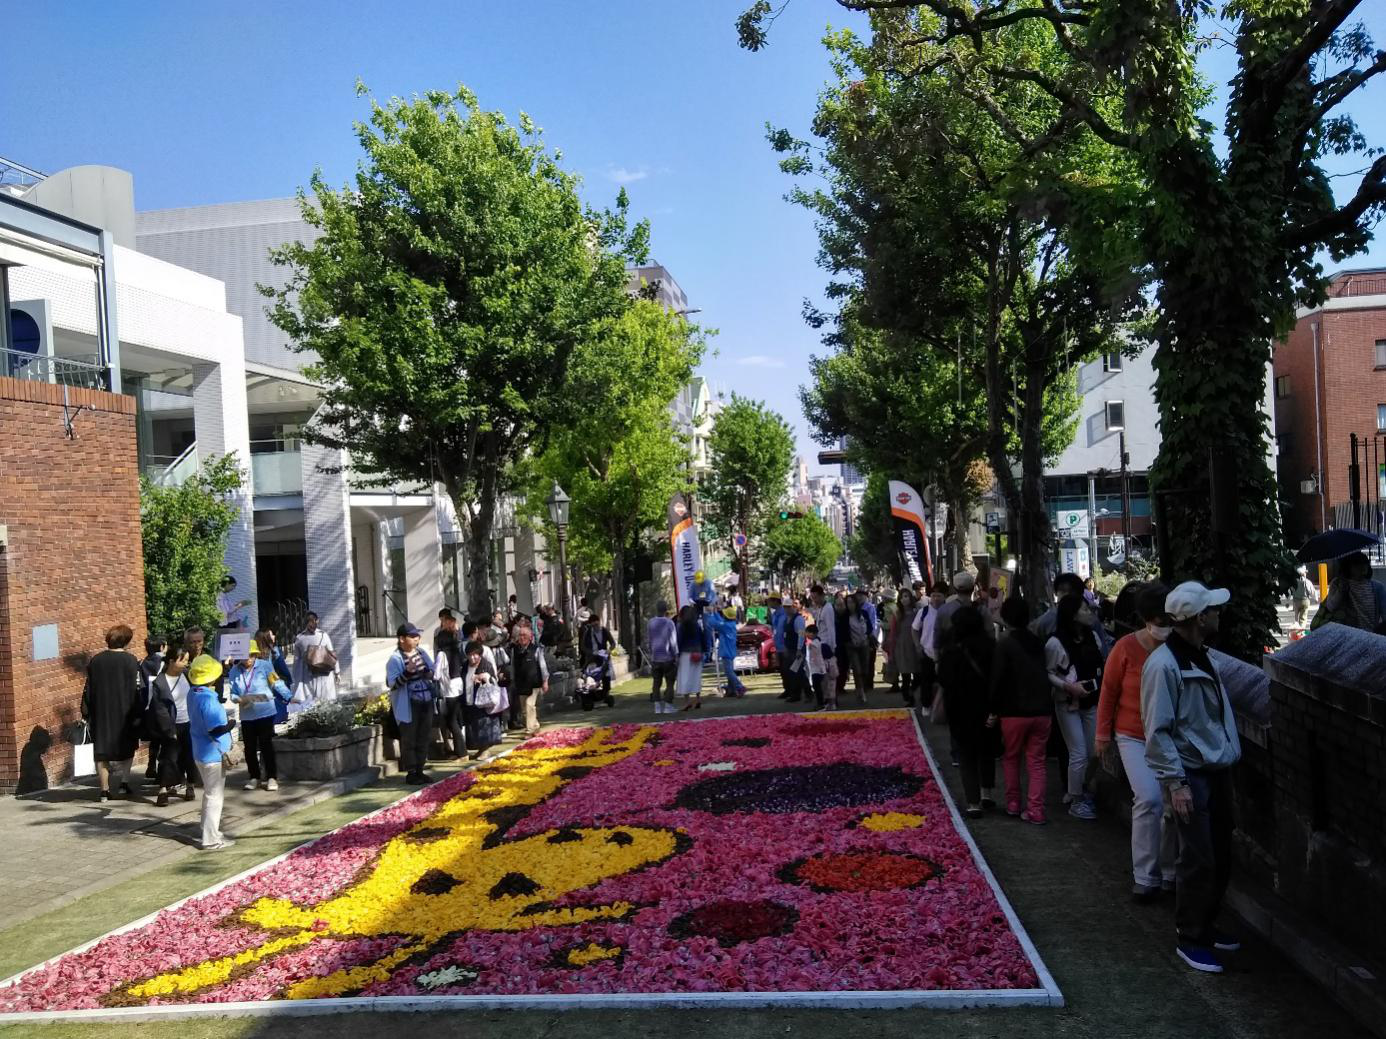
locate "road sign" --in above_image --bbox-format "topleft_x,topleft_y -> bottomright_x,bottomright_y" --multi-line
985,512 -> 1001,534
1061,543 -> 1091,579
733,532 -> 748,550
1057,509 -> 1091,540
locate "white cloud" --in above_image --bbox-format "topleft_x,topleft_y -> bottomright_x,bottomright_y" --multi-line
737,354 -> 786,368
606,165 -> 650,185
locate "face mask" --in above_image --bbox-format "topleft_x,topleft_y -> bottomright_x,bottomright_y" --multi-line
1147,625 -> 1172,642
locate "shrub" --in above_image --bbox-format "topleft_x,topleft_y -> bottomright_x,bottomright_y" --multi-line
353,694 -> 392,727
284,702 -> 357,739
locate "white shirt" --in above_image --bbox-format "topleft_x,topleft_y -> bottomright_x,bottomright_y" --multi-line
815,602 -> 838,650
913,605 -> 940,661
216,591 -> 244,628
433,650 -> 465,697
169,675 -> 190,725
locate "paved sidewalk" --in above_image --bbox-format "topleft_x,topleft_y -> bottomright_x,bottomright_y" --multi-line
0,760 -> 390,931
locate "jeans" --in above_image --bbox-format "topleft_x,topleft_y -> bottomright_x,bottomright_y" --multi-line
1174,768 -> 1235,946
241,717 -> 277,781
1001,716 -> 1051,819
1054,705 -> 1097,798
196,759 -> 226,847
650,659 -> 677,703
1117,734 -> 1179,888
724,668 -> 746,696
440,697 -> 466,756
847,644 -> 871,695
398,701 -> 435,775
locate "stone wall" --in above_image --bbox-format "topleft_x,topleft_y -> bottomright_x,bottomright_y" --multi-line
0,377 -> 145,793
1256,626 -> 1386,966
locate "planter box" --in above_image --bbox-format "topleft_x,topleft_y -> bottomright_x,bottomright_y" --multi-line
273,725 -> 378,782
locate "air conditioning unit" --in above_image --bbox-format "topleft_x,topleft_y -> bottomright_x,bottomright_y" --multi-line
5,298 -> 54,381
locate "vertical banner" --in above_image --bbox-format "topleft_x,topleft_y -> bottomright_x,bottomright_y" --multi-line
888,480 -> 934,587
667,492 -> 703,611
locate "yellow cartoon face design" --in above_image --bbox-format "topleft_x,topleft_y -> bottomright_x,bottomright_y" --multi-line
118,727 -> 683,1003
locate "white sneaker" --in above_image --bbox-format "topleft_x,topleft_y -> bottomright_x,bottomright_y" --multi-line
244,780 -> 259,791
264,778 -> 279,791
202,838 -> 236,852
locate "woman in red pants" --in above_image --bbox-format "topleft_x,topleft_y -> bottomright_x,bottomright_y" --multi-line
987,596 -> 1055,824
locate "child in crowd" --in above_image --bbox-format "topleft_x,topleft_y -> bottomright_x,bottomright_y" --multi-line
820,643 -> 839,712
802,623 -> 826,710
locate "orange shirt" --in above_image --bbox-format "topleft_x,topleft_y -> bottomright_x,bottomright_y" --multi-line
1096,632 -> 1156,741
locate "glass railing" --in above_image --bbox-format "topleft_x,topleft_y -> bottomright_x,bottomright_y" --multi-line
251,450 -> 302,495
147,443 -> 199,488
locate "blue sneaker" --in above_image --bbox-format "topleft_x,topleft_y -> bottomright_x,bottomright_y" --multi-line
1176,944 -> 1224,974
1210,930 -> 1241,952
1068,798 -> 1097,820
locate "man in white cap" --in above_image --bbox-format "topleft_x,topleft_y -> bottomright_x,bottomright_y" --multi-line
1140,580 -> 1242,975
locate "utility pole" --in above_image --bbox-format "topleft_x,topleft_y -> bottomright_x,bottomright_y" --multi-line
1087,471 -> 1100,574
1119,431 -> 1133,552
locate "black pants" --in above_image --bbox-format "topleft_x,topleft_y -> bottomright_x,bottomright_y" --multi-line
154,736 -> 183,789
650,660 -> 677,702
439,697 -> 466,756
1175,768 -> 1235,946
507,686 -> 524,730
242,717 -> 277,781
145,739 -> 160,777
398,702 -> 435,775
175,723 -> 198,786
955,738 -> 996,806
780,658 -> 802,700
811,674 -> 825,707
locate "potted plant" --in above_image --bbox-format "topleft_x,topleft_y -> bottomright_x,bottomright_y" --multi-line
273,702 -> 377,781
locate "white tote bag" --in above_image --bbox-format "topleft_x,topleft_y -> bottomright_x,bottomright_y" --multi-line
72,722 -> 96,778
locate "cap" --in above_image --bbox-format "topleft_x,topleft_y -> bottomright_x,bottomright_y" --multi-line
1165,581 -> 1230,622
396,622 -> 422,638
952,571 -> 976,592
188,654 -> 223,687
247,639 -> 261,656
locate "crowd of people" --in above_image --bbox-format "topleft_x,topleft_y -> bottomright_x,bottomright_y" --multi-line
80,614 -> 341,852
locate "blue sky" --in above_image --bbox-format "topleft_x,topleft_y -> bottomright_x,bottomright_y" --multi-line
4,1 -> 1384,471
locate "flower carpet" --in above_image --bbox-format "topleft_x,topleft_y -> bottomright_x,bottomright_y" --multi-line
0,710 -> 1054,1015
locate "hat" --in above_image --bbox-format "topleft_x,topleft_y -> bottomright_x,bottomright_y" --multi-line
721,606 -> 737,619
1165,581 -> 1230,622
188,654 -> 223,687
693,570 -> 705,583
396,622 -> 422,638
952,571 -> 976,592
247,639 -> 261,656
576,607 -> 592,623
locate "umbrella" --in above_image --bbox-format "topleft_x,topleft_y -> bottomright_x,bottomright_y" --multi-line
1296,528 -> 1382,563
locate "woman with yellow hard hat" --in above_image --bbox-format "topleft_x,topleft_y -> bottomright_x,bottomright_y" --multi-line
187,655 -> 236,851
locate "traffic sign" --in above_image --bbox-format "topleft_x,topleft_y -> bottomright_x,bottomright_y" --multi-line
733,532 -> 748,550
985,512 -> 1001,534
1057,509 -> 1091,539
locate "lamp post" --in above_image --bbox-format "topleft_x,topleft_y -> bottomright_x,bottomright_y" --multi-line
546,481 -> 571,625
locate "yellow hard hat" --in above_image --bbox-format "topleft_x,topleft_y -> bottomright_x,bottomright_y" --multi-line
694,570 -> 706,582
188,654 -> 223,687
247,640 -> 261,656
722,606 -> 737,620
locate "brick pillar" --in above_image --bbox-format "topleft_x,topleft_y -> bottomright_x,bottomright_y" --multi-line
301,443 -> 356,684
402,503 -> 444,645
191,362 -> 258,630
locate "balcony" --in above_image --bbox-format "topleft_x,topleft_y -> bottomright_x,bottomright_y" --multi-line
250,440 -> 302,496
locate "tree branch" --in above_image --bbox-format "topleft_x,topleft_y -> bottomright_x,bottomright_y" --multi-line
1264,0 -> 1368,102
1282,153 -> 1386,247
1308,48 -> 1386,125
989,66 -> 1135,148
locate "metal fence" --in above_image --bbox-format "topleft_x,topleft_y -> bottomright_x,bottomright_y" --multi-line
1331,432 -> 1386,563
0,348 -> 108,390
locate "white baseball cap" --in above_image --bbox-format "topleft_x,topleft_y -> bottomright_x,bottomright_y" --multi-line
1165,581 -> 1230,622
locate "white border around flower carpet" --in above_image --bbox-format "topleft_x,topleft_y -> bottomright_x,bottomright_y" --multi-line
0,710 -> 1062,1022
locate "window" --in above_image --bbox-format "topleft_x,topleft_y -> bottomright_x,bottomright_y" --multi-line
1376,340 -> 1386,369
1105,400 -> 1126,431
1379,404 -> 1386,432
1102,352 -> 1124,373
1278,430 -> 1294,456
1275,374 -> 1292,399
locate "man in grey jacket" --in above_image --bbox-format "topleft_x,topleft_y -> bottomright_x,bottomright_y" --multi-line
1141,581 -> 1242,975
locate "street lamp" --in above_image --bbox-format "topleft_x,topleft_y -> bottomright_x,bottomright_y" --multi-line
546,481 -> 571,625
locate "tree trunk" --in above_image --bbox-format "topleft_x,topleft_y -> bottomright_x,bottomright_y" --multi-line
462,434 -> 499,621
611,540 -> 627,653
948,490 -> 973,577
1017,351 -> 1055,610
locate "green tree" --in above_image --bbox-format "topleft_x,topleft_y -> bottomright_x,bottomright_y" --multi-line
741,1 -> 1386,656
763,513 -> 843,586
702,395 -> 797,588
522,299 -> 708,644
771,25 -> 1144,606
140,454 -> 244,640
265,84 -> 647,619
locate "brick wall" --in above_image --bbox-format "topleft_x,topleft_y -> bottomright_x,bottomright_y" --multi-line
0,377 -> 145,793
1273,291 -> 1386,540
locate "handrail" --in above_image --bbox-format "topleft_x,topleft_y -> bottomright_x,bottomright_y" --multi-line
0,348 -> 107,389
151,440 -> 199,488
